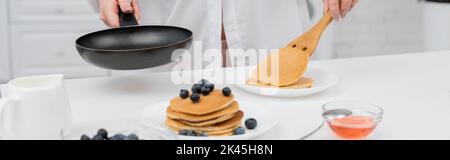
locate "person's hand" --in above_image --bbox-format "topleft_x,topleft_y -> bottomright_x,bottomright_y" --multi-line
98,0 -> 141,28
323,0 -> 358,21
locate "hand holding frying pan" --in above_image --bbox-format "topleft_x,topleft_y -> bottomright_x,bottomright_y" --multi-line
76,10 -> 193,70
118,10 -> 139,27
252,12 -> 333,86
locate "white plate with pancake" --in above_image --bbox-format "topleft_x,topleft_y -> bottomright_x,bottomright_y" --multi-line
139,100 -> 277,140
235,68 -> 338,98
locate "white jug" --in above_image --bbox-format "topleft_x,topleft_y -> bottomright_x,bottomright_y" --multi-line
0,74 -> 72,140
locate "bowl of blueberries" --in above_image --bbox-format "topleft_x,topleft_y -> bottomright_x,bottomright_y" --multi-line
61,116 -> 178,140
60,117 -> 144,140
77,128 -> 140,140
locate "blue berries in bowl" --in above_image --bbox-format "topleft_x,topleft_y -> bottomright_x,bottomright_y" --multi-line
80,129 -> 140,140
109,133 -> 126,140
97,128 -> 108,138
80,134 -> 91,140
92,134 -> 105,140
125,133 -> 140,140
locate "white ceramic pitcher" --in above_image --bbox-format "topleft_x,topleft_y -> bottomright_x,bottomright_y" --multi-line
0,74 -> 72,140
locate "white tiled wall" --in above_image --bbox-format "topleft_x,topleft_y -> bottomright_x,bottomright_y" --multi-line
332,0 -> 425,58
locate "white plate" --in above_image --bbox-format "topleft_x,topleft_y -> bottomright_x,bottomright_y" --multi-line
140,101 -> 277,140
235,68 -> 338,98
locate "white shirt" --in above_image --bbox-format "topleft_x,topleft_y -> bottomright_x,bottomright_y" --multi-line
90,0 -> 311,72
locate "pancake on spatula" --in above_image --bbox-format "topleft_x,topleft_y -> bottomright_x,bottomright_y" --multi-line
251,47 -> 309,87
249,12 -> 333,87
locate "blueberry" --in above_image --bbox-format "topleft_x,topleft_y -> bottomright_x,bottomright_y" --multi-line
178,129 -> 189,135
97,128 -> 108,139
233,127 -> 245,135
108,136 -> 118,140
245,118 -> 258,130
124,133 -> 139,140
222,87 -> 232,96
201,86 -> 210,95
198,132 -> 208,137
180,89 -> 189,99
190,93 -> 200,103
110,134 -> 126,140
92,134 -> 105,140
191,84 -> 202,94
179,130 -> 196,136
197,79 -> 209,86
205,83 -> 215,91
186,130 -> 196,136
80,134 -> 90,140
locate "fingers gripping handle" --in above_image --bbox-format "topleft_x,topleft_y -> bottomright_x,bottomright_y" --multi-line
119,10 -> 139,27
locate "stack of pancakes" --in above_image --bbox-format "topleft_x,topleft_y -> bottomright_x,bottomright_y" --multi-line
165,90 -> 243,136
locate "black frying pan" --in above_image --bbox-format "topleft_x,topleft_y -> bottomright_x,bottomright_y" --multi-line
75,11 -> 193,70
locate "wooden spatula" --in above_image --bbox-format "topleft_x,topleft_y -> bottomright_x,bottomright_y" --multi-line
287,11 -> 333,57
251,12 -> 333,86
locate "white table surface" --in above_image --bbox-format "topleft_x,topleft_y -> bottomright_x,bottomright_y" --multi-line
2,51 -> 450,140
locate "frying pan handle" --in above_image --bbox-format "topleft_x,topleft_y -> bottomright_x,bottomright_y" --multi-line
119,10 -> 139,27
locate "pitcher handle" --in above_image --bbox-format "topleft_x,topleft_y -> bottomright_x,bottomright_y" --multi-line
0,98 -> 15,139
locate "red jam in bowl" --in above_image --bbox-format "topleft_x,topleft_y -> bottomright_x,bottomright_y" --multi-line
327,116 -> 377,139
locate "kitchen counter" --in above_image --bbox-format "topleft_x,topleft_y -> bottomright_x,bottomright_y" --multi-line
2,51 -> 450,140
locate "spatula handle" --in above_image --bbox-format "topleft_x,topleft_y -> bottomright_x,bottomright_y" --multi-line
287,11 -> 333,57
119,10 -> 139,27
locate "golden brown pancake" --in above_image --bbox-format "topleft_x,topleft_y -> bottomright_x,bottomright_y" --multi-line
178,112 -> 237,127
166,101 -> 240,122
206,125 -> 240,135
170,90 -> 234,115
251,48 -> 309,87
165,111 -> 243,132
247,77 -> 313,89
208,132 -> 234,136
167,124 -> 240,137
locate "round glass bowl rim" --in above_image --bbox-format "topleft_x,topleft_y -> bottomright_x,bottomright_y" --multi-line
322,100 -> 384,123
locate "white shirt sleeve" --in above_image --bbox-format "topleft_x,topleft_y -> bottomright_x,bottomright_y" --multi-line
88,0 -> 99,13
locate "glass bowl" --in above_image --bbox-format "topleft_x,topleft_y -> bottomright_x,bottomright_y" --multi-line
322,101 -> 383,139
